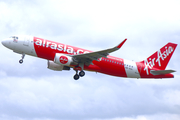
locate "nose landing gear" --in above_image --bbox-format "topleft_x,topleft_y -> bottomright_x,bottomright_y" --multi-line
19,54 -> 25,64
19,59 -> 23,64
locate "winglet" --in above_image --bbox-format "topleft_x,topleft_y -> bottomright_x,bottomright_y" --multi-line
117,38 -> 127,48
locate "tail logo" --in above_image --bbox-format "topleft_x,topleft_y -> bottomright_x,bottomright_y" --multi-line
144,45 -> 174,75
156,46 -> 173,66
59,56 -> 68,64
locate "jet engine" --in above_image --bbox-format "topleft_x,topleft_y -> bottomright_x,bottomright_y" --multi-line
47,60 -> 70,71
54,53 -> 73,66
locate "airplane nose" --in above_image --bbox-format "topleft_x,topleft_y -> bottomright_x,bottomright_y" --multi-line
2,39 -> 15,50
1,40 -> 7,47
1,40 -> 10,48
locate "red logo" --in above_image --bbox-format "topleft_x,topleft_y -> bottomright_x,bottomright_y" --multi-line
59,56 -> 68,64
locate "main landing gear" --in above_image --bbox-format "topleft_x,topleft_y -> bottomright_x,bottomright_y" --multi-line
19,54 -> 25,64
73,70 -> 85,80
73,63 -> 85,80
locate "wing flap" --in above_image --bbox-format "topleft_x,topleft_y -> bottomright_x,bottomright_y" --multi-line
150,70 -> 176,75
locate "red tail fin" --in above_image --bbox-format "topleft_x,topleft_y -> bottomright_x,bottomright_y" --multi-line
140,42 -> 177,70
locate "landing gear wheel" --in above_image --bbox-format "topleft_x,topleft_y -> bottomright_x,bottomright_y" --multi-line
19,59 -> 23,64
19,54 -> 25,64
79,70 -> 85,77
74,74 -> 79,80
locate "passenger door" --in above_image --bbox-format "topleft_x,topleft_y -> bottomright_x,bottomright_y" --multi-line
23,36 -> 29,46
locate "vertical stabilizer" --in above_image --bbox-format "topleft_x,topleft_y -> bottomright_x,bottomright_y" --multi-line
140,42 -> 177,70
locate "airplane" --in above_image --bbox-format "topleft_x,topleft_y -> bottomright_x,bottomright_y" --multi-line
1,35 -> 178,80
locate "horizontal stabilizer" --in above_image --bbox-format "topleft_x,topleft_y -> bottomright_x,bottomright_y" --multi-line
150,70 -> 176,75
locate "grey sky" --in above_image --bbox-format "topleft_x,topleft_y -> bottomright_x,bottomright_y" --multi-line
0,0 -> 180,120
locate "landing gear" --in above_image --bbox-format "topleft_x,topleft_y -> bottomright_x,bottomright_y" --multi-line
19,54 -> 25,64
79,70 -> 85,77
73,70 -> 85,80
73,63 -> 85,80
73,70 -> 80,80
74,74 -> 79,80
19,59 -> 23,64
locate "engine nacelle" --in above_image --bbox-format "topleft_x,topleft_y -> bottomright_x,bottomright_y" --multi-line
54,53 -> 73,66
47,60 -> 70,71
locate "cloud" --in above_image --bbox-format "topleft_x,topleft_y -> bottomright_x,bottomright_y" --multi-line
0,0 -> 180,120
0,75 -> 180,120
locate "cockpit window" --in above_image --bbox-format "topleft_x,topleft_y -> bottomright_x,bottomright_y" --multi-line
10,36 -> 18,42
10,36 -> 18,39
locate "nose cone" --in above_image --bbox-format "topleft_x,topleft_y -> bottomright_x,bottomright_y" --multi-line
1,40 -> 12,49
1,40 -> 8,47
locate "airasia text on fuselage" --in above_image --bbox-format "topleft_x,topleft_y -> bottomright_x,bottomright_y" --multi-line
34,38 -> 90,55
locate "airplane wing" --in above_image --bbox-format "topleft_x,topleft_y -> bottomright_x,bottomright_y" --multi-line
71,38 -> 127,65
